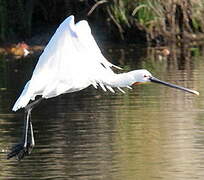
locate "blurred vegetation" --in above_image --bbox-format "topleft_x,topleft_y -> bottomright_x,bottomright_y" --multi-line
0,0 -> 204,44
105,0 -> 204,43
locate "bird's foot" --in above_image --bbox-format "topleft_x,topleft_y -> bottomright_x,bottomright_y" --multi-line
7,142 -> 34,160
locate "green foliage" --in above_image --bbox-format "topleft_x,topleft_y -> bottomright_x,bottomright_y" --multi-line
191,0 -> 204,32
0,0 -> 8,40
0,0 -> 204,41
132,0 -> 163,26
108,0 -> 130,27
0,0 -> 35,40
103,0 -> 165,39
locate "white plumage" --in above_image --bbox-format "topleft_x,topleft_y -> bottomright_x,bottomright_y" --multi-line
12,15 -> 128,111
12,15 -> 199,112
8,15 -> 199,161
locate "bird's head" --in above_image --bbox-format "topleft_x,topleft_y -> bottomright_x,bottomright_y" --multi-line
130,69 -> 199,95
130,69 -> 152,85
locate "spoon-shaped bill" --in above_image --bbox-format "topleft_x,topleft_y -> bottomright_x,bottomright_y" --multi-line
149,77 -> 199,96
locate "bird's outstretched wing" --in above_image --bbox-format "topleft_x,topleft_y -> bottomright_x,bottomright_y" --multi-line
75,20 -> 121,70
12,15 -> 120,111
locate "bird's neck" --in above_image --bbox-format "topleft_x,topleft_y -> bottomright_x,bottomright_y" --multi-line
102,71 -> 136,88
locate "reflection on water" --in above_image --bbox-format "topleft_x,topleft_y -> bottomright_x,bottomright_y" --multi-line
0,44 -> 204,179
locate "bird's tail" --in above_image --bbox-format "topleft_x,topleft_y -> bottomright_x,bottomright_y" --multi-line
12,81 -> 31,111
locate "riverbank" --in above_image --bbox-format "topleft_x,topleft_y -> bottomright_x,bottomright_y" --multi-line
1,0 -> 204,46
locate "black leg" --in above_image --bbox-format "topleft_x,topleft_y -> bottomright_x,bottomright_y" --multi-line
7,108 -> 31,160
7,97 -> 43,160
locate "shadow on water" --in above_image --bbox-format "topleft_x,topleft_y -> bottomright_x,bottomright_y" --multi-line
0,43 -> 204,179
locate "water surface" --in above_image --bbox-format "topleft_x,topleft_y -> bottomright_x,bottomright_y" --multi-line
0,44 -> 204,179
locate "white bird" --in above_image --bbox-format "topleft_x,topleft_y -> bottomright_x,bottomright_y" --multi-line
8,15 -> 199,160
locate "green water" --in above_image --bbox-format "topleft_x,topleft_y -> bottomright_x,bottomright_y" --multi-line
0,44 -> 204,179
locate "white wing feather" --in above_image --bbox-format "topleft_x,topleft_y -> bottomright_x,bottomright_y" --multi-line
12,15 -> 120,111
75,20 -> 121,70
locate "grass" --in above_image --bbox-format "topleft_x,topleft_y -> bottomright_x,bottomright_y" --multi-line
0,0 -> 204,42
103,0 -> 204,42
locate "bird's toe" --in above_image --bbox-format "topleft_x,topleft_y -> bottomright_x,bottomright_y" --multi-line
7,142 -> 33,160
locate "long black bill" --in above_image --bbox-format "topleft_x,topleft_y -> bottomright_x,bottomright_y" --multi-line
149,77 -> 199,95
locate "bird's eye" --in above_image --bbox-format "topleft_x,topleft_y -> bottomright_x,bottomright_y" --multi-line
144,75 -> 148,78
